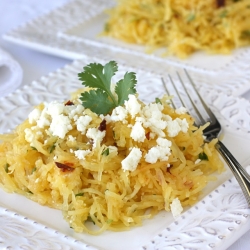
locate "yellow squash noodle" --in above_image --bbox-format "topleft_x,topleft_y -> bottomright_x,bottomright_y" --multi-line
104,0 -> 250,58
0,93 -> 224,235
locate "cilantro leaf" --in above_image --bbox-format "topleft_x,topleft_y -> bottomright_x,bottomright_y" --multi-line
78,61 -> 137,115
78,61 -> 118,105
115,72 -> 136,106
80,89 -> 115,115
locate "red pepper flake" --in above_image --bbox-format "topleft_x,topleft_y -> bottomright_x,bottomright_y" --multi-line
216,0 -> 225,8
98,119 -> 106,132
55,162 -> 74,172
65,100 -> 74,106
145,132 -> 150,140
184,180 -> 193,188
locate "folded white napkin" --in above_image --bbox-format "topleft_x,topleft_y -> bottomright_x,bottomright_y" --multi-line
0,47 -> 23,97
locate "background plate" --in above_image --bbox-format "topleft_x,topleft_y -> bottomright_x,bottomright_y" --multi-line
3,0 -> 250,96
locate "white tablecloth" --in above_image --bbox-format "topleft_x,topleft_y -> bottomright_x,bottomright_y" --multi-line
0,1 -> 249,249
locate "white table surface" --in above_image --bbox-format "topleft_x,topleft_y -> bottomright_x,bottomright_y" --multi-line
0,1 -> 249,249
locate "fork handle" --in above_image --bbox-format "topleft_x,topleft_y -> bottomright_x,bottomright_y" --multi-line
216,140 -> 250,207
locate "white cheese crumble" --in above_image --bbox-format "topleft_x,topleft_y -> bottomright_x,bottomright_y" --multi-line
175,107 -> 187,115
46,101 -> 64,116
49,114 -> 72,139
167,118 -> 189,137
28,108 -> 41,124
110,106 -> 128,122
76,115 -> 92,134
68,135 -> 76,142
124,95 -> 141,118
68,104 -> 85,119
74,149 -> 91,160
141,103 -> 167,137
24,128 -> 34,143
195,159 -> 201,164
145,138 -> 172,163
107,146 -> 118,156
130,121 -> 146,142
86,128 -> 106,148
170,198 -> 183,218
121,147 -> 142,172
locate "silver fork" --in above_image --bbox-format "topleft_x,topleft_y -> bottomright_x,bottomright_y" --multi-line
162,70 -> 250,207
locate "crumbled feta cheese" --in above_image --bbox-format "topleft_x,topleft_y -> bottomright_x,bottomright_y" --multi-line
110,106 -> 128,122
176,118 -> 189,133
195,159 -> 201,164
175,107 -> 187,115
163,115 -> 172,122
145,138 -> 172,163
108,146 -> 118,155
130,121 -> 146,142
167,118 -> 189,137
49,114 -> 72,139
141,103 -> 167,137
170,198 -> 183,218
36,110 -> 50,128
166,120 -> 181,137
124,95 -> 141,118
46,101 -> 64,116
28,108 -> 41,124
86,128 -> 106,148
76,115 -> 92,134
68,135 -> 76,142
24,128 -> 34,143
121,147 -> 142,172
74,149 -> 91,160
68,104 -> 85,119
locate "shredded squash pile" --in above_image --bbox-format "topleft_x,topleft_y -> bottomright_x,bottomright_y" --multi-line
103,0 -> 250,58
0,91 -> 224,234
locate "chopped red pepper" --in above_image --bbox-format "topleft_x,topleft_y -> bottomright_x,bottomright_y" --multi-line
145,132 -> 150,140
65,100 -> 74,106
55,162 -> 74,172
216,0 -> 225,8
98,119 -> 107,132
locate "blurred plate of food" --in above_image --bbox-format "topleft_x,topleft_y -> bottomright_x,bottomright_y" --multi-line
3,0 -> 250,95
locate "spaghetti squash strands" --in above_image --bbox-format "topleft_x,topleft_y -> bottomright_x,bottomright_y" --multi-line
0,90 -> 224,235
104,0 -> 250,58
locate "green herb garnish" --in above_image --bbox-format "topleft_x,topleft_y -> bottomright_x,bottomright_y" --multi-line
198,152 -> 208,161
104,23 -> 110,32
220,10 -> 228,18
75,192 -> 84,197
31,146 -> 37,151
78,61 -> 137,115
31,167 -> 37,174
4,163 -> 10,173
187,13 -> 195,22
106,219 -> 113,224
241,30 -> 250,39
49,143 -> 56,153
101,148 -> 110,156
86,216 -> 95,225
155,97 -> 162,104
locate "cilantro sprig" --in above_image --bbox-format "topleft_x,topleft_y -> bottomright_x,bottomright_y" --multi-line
78,61 -> 137,115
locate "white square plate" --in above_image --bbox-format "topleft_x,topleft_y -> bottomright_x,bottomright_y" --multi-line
0,57 -> 250,249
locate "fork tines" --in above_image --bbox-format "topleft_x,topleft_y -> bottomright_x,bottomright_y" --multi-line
162,70 -> 213,127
